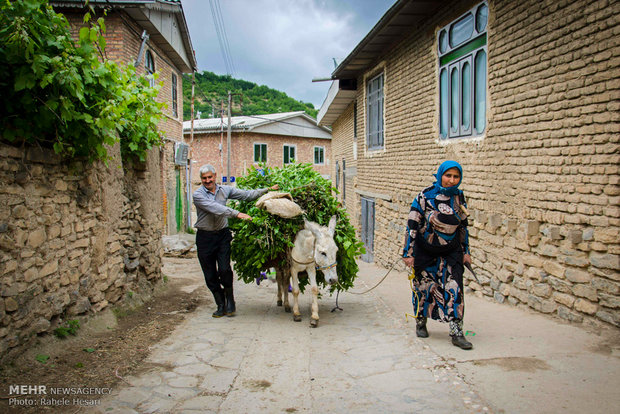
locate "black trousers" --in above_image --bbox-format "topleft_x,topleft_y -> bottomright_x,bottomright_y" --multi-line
196,228 -> 233,295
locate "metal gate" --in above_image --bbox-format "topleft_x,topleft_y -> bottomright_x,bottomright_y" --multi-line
360,197 -> 375,262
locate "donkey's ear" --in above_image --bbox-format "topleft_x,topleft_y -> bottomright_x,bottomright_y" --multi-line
304,219 -> 321,236
328,215 -> 337,236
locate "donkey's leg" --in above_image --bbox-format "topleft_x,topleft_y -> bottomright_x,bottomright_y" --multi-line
276,268 -> 283,307
276,268 -> 291,312
291,266 -> 301,322
307,267 -> 319,328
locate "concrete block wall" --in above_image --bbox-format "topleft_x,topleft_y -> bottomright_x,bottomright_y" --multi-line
331,0 -> 619,328
0,143 -> 164,361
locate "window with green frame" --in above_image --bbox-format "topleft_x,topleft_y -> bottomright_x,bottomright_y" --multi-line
314,146 -> 324,164
254,143 -> 267,163
283,144 -> 295,164
438,2 -> 488,139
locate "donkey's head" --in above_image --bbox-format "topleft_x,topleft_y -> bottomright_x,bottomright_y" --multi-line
305,215 -> 339,285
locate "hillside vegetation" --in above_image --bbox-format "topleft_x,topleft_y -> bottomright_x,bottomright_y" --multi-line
182,71 -> 318,120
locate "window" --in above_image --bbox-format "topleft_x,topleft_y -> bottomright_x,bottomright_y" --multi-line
254,143 -> 267,163
314,146 -> 324,164
438,2 -> 487,139
172,73 -> 178,118
145,50 -> 155,87
366,73 -> 384,150
283,145 -> 296,164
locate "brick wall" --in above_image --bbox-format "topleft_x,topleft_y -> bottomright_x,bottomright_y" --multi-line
188,132 -> 332,185
330,0 -> 619,327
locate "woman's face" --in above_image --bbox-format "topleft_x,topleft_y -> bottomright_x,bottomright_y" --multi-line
441,167 -> 461,188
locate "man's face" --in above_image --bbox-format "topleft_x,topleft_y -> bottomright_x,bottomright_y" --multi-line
201,172 -> 217,192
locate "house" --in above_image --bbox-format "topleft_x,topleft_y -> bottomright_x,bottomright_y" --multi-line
183,111 -> 332,185
50,0 -> 197,234
318,0 -> 619,327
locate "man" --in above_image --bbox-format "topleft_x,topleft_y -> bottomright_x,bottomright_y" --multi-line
193,164 -> 278,318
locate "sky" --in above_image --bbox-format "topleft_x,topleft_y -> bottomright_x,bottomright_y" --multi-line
181,0 -> 396,110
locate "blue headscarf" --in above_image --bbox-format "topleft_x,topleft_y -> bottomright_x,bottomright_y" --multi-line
429,160 -> 463,197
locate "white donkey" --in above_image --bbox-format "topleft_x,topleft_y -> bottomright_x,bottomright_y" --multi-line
281,215 -> 338,327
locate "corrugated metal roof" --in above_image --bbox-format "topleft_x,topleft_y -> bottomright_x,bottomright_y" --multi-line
183,111 -> 331,139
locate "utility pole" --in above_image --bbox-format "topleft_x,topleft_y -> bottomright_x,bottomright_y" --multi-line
227,90 -> 232,182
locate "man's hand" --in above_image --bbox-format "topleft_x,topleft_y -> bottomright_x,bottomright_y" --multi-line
269,184 -> 279,191
403,257 -> 414,268
463,254 -> 472,265
237,212 -> 252,220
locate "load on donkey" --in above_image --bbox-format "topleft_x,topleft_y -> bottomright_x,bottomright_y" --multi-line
229,163 -> 365,327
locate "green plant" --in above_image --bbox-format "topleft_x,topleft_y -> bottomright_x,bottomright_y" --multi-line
35,354 -> 50,364
53,319 -> 80,338
127,291 -> 134,298
0,0 -> 164,164
229,163 -> 364,292
186,227 -> 196,234
163,275 -> 169,283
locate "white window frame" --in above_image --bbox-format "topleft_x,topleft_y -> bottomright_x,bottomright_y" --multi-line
145,50 -> 155,88
313,146 -> 325,165
366,72 -> 384,150
283,144 -> 296,165
171,72 -> 178,118
438,1 -> 488,140
253,142 -> 267,163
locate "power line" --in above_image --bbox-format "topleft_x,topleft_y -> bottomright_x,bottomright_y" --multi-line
209,0 -> 235,76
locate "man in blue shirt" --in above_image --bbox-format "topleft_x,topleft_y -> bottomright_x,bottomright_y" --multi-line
193,164 -> 278,317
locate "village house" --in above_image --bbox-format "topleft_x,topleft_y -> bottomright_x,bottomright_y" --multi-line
318,0 -> 619,327
0,0 -> 196,358
51,0 -> 197,235
183,111 -> 332,185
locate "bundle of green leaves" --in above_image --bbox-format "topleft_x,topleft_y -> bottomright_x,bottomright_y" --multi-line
0,0 -> 163,163
229,163 -> 365,292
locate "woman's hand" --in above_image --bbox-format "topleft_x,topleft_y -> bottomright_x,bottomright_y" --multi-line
237,212 -> 252,220
403,257 -> 414,268
463,254 -> 472,265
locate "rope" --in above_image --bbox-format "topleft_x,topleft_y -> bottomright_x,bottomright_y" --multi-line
331,261 -> 398,312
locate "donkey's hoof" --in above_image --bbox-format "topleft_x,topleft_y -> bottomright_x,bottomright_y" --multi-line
293,314 -> 302,322
277,300 -> 283,306
310,319 -> 319,328
285,305 -> 291,313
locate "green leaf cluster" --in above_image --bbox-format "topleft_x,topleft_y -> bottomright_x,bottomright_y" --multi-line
183,71 -> 318,120
0,0 -> 164,163
229,163 -> 365,292
53,319 -> 80,339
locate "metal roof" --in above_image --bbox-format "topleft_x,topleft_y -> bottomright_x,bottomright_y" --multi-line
183,111 -> 331,139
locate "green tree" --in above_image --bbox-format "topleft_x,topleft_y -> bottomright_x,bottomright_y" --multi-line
183,70 -> 318,120
0,0 -> 164,163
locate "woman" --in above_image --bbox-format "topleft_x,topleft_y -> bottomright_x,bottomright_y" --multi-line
402,160 -> 473,350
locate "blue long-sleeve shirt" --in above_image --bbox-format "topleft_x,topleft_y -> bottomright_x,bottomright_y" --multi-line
192,184 -> 268,231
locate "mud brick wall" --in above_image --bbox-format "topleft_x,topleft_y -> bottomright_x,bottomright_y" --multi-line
0,143 -> 163,360
330,0 -> 619,328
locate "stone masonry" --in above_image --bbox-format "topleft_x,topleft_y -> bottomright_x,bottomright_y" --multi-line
329,0 -> 620,328
0,142 -> 163,361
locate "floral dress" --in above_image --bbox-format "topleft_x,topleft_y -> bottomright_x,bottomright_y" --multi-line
403,185 -> 470,325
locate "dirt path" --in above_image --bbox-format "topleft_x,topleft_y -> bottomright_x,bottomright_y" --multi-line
0,257 -> 208,413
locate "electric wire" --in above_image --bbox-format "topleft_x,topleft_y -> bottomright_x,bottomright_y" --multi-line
209,0 -> 235,76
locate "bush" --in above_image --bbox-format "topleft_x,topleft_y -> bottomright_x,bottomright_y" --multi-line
229,163 -> 364,292
0,0 -> 164,163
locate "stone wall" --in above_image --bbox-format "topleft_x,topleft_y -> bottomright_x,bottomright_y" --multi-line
0,142 -> 163,360
330,0 -> 619,328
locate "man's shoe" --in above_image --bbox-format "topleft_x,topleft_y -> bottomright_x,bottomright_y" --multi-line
416,324 -> 429,338
451,335 -> 473,350
224,287 -> 236,317
212,291 -> 226,318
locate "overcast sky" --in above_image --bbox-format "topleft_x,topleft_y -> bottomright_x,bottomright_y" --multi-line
181,0 -> 396,111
